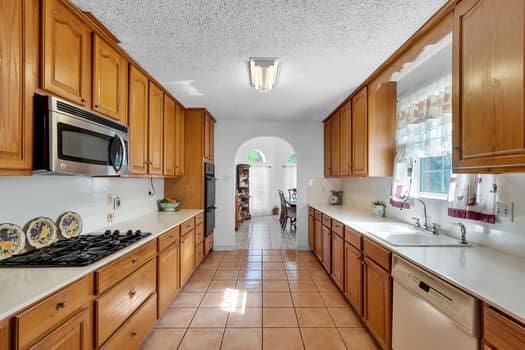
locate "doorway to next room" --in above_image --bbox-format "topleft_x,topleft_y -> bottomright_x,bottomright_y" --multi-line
234,137 -> 297,249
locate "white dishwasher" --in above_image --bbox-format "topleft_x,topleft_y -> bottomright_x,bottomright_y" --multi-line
392,256 -> 479,350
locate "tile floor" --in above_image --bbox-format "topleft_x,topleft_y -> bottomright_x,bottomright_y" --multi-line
141,249 -> 379,350
235,215 -> 296,250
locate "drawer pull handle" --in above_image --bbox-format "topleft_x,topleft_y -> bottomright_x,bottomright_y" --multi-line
129,290 -> 137,298
56,301 -> 66,310
131,331 -> 137,337
132,258 -> 137,264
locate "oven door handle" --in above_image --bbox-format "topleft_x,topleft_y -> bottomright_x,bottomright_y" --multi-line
206,206 -> 217,211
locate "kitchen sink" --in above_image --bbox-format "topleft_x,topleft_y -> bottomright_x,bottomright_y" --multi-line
374,232 -> 469,247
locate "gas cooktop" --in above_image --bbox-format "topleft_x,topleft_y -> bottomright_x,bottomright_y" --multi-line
0,230 -> 151,267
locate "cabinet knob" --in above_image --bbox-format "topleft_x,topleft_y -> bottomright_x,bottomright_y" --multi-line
56,301 -> 66,310
80,98 -> 86,103
453,146 -> 461,151
132,258 -> 137,264
131,331 -> 137,337
129,290 -> 137,298
94,104 -> 99,108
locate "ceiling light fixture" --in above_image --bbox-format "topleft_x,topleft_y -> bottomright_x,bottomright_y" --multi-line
249,57 -> 280,93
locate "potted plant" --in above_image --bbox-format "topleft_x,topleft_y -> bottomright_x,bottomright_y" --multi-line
371,200 -> 386,218
272,206 -> 279,216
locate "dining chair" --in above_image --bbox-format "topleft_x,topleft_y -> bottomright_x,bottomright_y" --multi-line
278,190 -> 296,231
288,188 -> 297,201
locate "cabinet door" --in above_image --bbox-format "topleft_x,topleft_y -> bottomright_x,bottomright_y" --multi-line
30,308 -> 90,350
321,225 -> 331,273
0,318 -> 9,350
175,104 -> 185,176
163,96 -> 176,177
344,242 -> 363,316
204,113 -> 211,160
93,35 -> 128,123
453,0 -> 525,172
314,220 -> 322,260
158,242 -> 180,316
0,0 -> 31,172
331,111 -> 341,176
363,257 -> 392,350
42,0 -> 91,106
148,82 -> 164,175
340,102 -> 352,176
352,86 -> 368,176
331,233 -> 344,290
483,304 -> 525,350
308,214 -> 314,250
324,119 -> 332,177
180,231 -> 195,286
128,66 -> 149,175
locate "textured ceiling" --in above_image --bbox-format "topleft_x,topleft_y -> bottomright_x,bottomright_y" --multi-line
72,0 -> 447,121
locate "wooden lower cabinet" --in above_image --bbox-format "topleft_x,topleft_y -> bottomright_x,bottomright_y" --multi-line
331,232 -> 344,290
314,219 -> 322,260
180,230 -> 195,286
205,233 -> 214,256
308,213 -> 314,250
29,308 -> 90,350
321,225 -> 331,273
157,242 -> 180,316
363,257 -> 392,350
0,319 -> 9,350
195,242 -> 204,266
483,304 -> 525,349
101,294 -> 157,350
344,242 -> 363,316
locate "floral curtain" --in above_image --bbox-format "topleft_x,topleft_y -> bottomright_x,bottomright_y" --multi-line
390,74 -> 452,207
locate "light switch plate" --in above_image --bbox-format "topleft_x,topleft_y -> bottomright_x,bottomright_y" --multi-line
496,201 -> 513,223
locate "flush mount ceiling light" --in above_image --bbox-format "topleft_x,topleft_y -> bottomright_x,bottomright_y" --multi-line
249,57 -> 280,93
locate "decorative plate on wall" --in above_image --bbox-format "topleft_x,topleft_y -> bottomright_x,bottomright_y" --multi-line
25,217 -> 58,248
0,223 -> 26,260
57,211 -> 82,238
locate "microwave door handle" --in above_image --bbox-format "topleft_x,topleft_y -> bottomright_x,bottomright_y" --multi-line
111,134 -> 126,172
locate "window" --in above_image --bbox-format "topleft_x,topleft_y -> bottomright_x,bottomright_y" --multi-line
419,154 -> 451,195
287,153 -> 297,164
247,149 -> 265,163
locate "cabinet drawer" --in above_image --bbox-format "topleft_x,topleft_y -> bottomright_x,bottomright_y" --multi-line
101,293 -> 157,350
158,226 -> 180,252
363,238 -> 391,272
195,242 -> 204,266
345,226 -> 362,250
15,275 -> 91,349
314,210 -> 322,221
322,214 -> 332,228
195,213 -> 204,226
332,220 -> 343,236
484,304 -> 525,349
195,223 -> 204,245
95,240 -> 156,294
181,218 -> 195,235
96,258 -> 156,347
309,207 -> 314,216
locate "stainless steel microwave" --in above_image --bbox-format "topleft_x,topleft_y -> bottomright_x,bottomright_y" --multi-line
33,94 -> 129,176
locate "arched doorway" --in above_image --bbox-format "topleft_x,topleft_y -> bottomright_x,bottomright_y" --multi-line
234,136 -> 297,249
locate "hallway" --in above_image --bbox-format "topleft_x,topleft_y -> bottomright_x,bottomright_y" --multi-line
235,216 -> 296,250
141,249 -> 379,350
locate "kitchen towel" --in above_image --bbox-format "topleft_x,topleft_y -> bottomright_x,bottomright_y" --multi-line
447,174 -> 497,224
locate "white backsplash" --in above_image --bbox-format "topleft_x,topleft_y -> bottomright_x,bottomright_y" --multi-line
0,176 -> 163,233
308,175 -> 525,258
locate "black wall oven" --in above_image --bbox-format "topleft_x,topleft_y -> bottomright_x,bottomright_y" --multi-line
204,162 -> 216,236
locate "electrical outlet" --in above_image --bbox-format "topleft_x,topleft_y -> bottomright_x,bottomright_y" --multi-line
496,201 -> 514,223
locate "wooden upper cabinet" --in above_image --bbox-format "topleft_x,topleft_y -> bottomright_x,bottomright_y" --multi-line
324,119 -> 332,177
352,86 -> 368,176
0,0 -> 32,173
203,113 -> 215,161
330,111 -> 341,176
148,82 -> 164,175
128,66 -> 149,175
42,0 -> 91,106
453,0 -> 525,173
163,96 -> 176,177
175,104 -> 185,176
93,34 -> 128,123
339,102 -> 352,176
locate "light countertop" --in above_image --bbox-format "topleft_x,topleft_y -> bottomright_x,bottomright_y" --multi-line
309,202 -> 525,324
0,209 -> 202,320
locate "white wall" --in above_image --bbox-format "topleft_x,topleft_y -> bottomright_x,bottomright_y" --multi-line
235,136 -> 295,214
214,120 -> 323,250
0,176 -> 163,234
315,175 -> 525,259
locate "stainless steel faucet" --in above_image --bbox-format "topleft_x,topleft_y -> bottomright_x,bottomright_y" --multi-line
456,222 -> 468,244
400,196 -> 439,234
